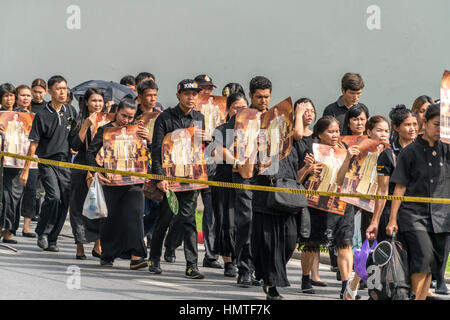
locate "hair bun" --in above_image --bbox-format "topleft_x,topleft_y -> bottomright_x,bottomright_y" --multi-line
389,104 -> 407,120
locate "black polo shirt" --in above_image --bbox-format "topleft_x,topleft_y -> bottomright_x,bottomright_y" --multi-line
28,103 -> 77,161
323,96 -> 368,134
151,104 -> 205,176
391,136 -> 450,233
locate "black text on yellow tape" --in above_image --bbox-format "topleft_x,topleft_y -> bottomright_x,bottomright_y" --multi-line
2,151 -> 450,205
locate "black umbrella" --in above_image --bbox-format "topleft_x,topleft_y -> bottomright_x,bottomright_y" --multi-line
71,80 -> 137,104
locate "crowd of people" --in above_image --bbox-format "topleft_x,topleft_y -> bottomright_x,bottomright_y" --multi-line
0,71 -> 449,301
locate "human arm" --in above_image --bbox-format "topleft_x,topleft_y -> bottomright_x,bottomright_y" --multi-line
366,175 -> 390,240
293,103 -> 306,141
386,184 -> 406,236
335,145 -> 360,186
19,142 -> 38,185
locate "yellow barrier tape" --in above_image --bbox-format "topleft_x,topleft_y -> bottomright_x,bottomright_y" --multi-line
2,151 -> 450,205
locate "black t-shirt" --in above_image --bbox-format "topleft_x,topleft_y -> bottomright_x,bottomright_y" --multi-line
211,115 -> 236,182
28,103 -> 77,161
31,100 -> 47,114
391,136 -> 450,233
376,140 -> 403,203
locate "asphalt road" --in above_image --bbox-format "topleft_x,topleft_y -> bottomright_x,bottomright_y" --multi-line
0,220 -> 448,301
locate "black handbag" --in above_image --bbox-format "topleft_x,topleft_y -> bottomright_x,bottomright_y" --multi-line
266,177 -> 308,214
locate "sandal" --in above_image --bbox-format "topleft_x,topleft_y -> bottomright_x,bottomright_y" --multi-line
342,282 -> 358,300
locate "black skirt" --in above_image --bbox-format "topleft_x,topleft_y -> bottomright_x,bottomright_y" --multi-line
1,168 -> 24,232
251,211 -> 298,287
20,169 -> 39,219
211,185 -> 236,257
303,205 -> 355,251
100,184 -> 147,261
69,168 -> 101,244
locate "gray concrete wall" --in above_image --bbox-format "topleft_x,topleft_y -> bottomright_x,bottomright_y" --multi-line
1,0 -> 449,116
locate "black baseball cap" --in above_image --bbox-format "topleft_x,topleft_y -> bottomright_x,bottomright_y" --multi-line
177,79 -> 202,93
194,74 -> 217,88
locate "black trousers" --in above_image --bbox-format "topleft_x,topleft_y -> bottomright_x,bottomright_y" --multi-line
69,169 -> 100,244
101,184 -> 146,261
1,168 -> 24,233
164,187 -> 219,261
19,169 -> 39,219
232,172 -> 254,275
150,190 -> 198,266
35,164 -> 71,246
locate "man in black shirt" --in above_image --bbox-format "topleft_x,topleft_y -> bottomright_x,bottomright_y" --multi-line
323,73 -> 368,134
148,79 -> 209,279
233,76 -> 272,287
20,75 -> 77,252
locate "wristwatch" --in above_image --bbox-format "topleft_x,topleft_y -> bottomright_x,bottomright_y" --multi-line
233,158 -> 241,169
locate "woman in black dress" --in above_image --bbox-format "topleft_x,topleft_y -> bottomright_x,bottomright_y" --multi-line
304,116 -> 361,299
0,83 -> 24,243
387,104 -> 450,300
248,111 -> 313,300
293,98 -> 329,292
69,88 -> 105,259
86,98 -> 149,269
210,92 -> 248,277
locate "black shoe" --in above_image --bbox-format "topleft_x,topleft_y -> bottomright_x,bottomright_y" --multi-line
130,258 -> 148,270
301,276 -> 315,294
185,265 -> 204,279
266,293 -> 284,300
164,248 -> 176,263
101,259 -> 113,267
251,276 -> 261,286
435,287 -> 449,295
22,232 -> 37,238
237,273 -> 252,288
92,249 -> 102,259
426,295 -> 444,300
148,260 -> 162,274
311,280 -> 328,287
2,238 -> 18,244
203,258 -> 223,269
336,270 -> 341,281
45,245 -> 59,252
37,235 -> 48,250
76,254 -> 87,260
224,263 -> 238,278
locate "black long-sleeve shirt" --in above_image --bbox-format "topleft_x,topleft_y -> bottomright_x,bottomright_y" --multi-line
151,104 -> 205,176
69,121 -> 94,165
86,123 -> 114,168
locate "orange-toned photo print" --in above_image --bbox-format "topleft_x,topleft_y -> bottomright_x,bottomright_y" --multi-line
340,137 -> 389,212
234,108 -> 261,164
93,112 -> 115,136
304,143 -> 348,215
100,124 -> 148,186
195,95 -> 228,136
258,97 -> 294,174
136,111 -> 160,144
0,111 -> 37,168
161,127 -> 208,192
440,70 -> 450,143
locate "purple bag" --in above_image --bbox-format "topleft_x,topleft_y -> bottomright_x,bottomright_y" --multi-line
354,239 -> 378,281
